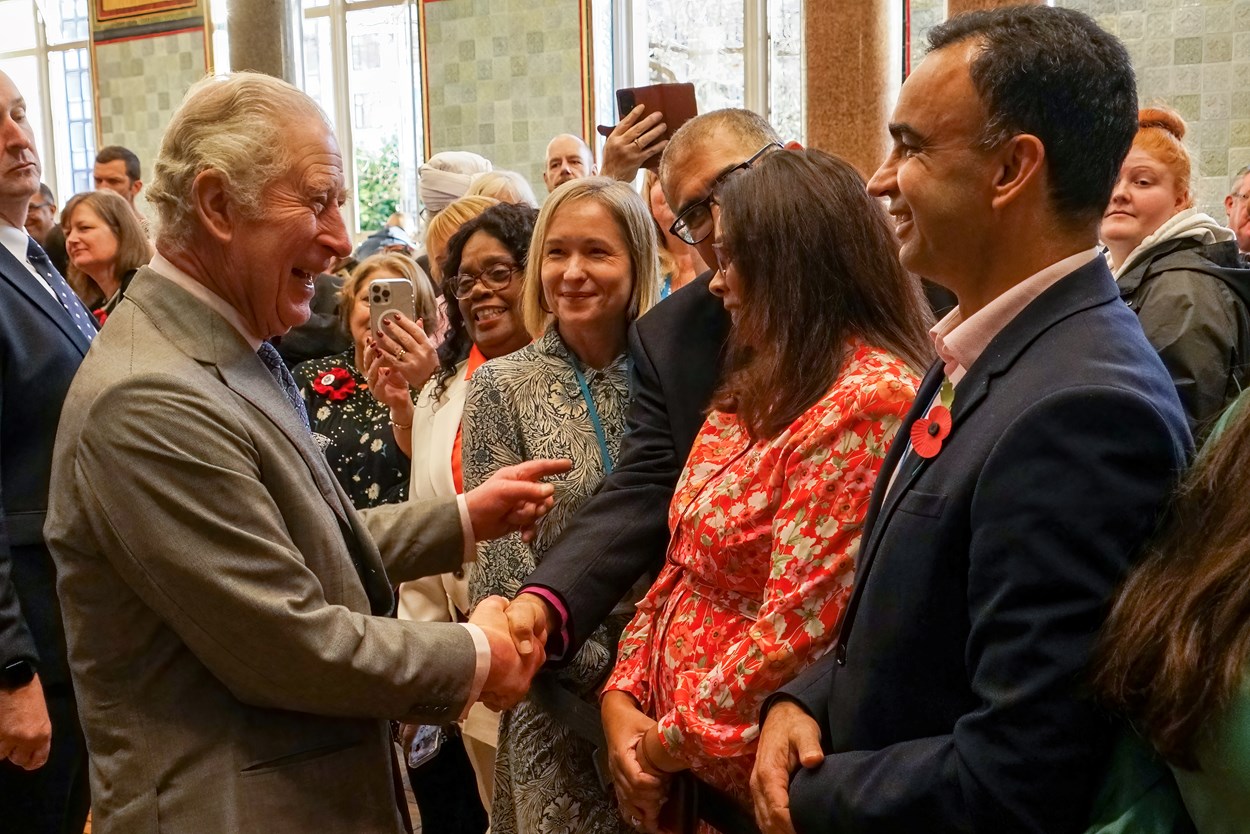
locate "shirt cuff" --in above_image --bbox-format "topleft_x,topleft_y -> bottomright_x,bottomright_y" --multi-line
518,584 -> 571,662
457,622 -> 491,721
456,493 -> 476,563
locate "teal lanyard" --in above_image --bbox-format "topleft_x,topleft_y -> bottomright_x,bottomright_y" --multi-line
569,358 -> 615,474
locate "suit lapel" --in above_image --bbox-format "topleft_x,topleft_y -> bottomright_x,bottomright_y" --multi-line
216,352 -> 354,528
836,257 -> 1125,656
126,268 -> 352,528
0,242 -> 91,356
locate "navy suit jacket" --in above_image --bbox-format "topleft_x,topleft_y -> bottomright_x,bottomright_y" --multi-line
0,236 -> 91,685
523,271 -> 730,660
777,257 -> 1191,833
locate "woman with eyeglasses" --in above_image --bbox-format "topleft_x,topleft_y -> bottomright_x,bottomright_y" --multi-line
601,149 -> 932,830
461,178 -> 659,834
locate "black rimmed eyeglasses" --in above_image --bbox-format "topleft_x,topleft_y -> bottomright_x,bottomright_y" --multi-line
668,142 -> 782,246
451,263 -> 521,300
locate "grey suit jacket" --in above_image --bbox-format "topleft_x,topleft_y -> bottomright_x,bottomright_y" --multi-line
44,267 -> 479,834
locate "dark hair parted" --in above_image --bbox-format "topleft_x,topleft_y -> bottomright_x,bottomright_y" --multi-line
928,5 -> 1137,224
96,145 -> 142,181
712,149 -> 934,440
432,202 -> 539,401
1095,399 -> 1250,769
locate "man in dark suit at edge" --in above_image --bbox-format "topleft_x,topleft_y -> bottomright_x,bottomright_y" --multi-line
749,8 -> 1192,833
0,70 -> 93,834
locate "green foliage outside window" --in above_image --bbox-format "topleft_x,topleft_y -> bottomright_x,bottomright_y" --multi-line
355,135 -> 401,232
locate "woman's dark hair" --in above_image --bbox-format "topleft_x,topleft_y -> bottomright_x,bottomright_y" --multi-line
1095,400 -> 1250,769
712,149 -> 933,440
928,5 -> 1137,224
431,202 -> 539,401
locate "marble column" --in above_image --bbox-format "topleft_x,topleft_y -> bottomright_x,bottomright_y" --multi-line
946,0 -> 1043,15
226,0 -> 300,81
805,0 -> 892,179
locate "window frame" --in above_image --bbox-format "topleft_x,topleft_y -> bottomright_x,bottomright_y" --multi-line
612,0 -> 804,141
301,0 -> 422,238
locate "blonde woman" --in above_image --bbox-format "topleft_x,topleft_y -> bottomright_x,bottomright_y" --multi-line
462,178 -> 659,833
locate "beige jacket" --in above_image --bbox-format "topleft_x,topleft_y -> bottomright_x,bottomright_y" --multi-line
45,268 -> 478,834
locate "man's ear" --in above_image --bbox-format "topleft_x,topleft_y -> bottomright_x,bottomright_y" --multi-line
990,133 -> 1045,211
783,140 -> 804,151
131,179 -> 143,197
1227,193 -> 1236,218
191,169 -> 235,244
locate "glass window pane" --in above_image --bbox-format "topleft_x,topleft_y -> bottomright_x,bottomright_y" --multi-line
769,0 -> 803,142
301,14 -> 336,132
346,4 -> 418,234
645,0 -> 745,112
41,0 -> 89,47
209,0 -> 229,73
48,47 -> 95,204
0,0 -> 38,53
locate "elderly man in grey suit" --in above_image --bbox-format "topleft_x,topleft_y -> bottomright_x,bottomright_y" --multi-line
44,72 -> 564,834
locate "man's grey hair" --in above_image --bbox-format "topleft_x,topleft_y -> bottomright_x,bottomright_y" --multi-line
147,72 -> 328,250
1231,165 -> 1250,195
658,109 -> 780,203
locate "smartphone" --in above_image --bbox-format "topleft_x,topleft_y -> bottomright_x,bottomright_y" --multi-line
369,278 -> 416,339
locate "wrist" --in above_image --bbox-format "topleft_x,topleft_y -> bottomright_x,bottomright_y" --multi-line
389,406 -> 413,431
639,724 -> 685,774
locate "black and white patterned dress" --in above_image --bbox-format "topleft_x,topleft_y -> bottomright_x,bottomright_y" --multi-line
293,350 -> 410,509
463,326 -> 634,834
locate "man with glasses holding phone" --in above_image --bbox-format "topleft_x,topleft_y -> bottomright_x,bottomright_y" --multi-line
1225,165 -> 1250,257
504,109 -> 790,688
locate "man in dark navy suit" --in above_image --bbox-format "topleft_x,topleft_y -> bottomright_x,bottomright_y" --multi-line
750,8 -> 1192,834
0,70 -> 94,833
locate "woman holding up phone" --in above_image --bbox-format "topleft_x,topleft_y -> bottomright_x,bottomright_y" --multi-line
292,252 -> 436,508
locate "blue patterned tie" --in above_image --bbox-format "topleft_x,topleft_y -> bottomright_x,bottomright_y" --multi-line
27,238 -> 95,342
256,341 -> 310,430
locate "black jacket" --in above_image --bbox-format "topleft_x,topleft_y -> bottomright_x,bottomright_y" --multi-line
1117,238 -> 1250,439
0,239 -> 92,684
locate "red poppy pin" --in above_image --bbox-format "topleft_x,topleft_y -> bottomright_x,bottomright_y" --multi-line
910,405 -> 951,458
311,366 -> 356,401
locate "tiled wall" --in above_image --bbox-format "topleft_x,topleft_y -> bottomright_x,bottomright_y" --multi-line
912,0 -> 1250,218
94,29 -> 207,222
1055,0 -> 1250,218
422,0 -> 590,196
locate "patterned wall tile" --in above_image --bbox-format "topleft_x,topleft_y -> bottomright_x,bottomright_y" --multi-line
94,29 -> 206,224
424,0 -> 589,198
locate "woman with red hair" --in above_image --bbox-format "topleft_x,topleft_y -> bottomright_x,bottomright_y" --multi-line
1101,107 -> 1250,438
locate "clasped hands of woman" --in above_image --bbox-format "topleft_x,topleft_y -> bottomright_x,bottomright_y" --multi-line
602,689 -> 687,833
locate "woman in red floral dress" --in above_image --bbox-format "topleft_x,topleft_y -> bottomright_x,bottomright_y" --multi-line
601,149 -> 935,828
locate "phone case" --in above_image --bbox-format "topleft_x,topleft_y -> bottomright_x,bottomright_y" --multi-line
368,278 -> 416,338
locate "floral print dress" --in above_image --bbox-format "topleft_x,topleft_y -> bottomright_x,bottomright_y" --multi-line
293,350 -> 410,509
463,326 -> 635,834
604,341 -> 918,806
